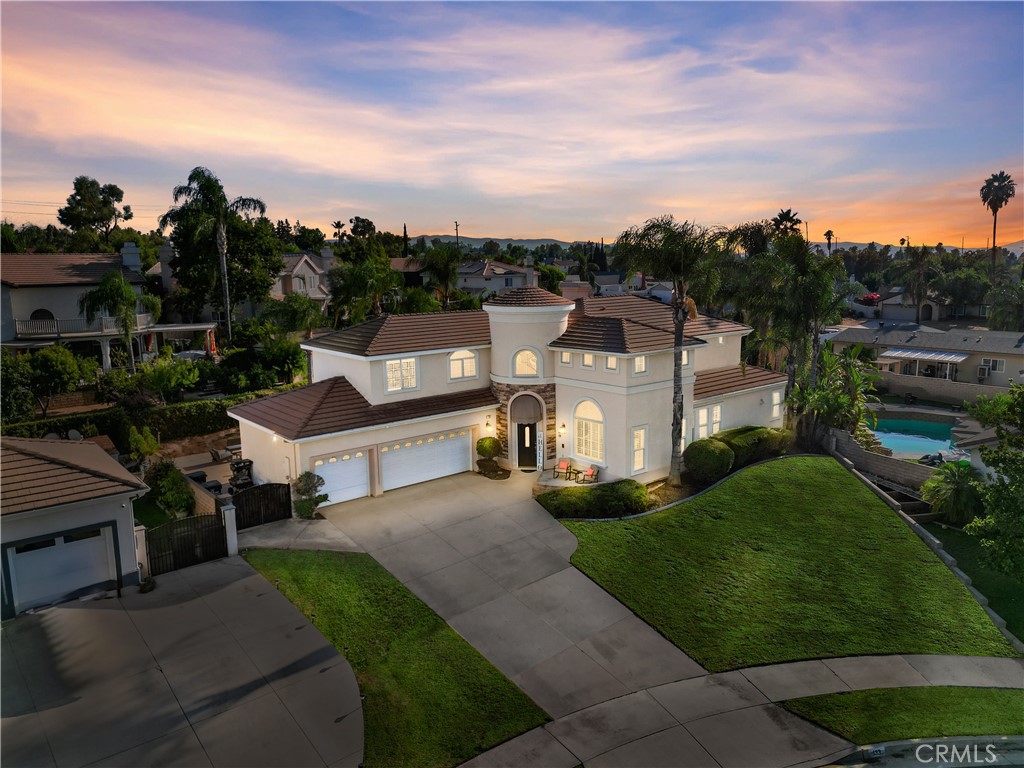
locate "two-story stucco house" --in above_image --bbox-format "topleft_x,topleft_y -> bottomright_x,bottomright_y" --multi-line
228,285 -> 786,508
456,260 -> 531,296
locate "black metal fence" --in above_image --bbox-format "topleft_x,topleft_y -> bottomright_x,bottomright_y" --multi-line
146,511 -> 228,576
234,483 -> 292,530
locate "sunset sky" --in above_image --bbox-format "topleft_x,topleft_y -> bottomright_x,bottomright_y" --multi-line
2,1 -> 1022,248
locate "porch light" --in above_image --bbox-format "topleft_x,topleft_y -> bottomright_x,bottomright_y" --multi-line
485,416 -> 493,433
558,423 -> 566,437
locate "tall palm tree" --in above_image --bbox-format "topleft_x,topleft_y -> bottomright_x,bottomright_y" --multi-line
980,171 -> 1016,281
79,271 -> 139,374
411,242 -> 462,310
823,229 -> 835,256
159,167 -> 266,345
615,216 -> 726,485
331,220 -> 346,241
572,247 -> 600,286
771,208 -> 802,235
889,245 -> 938,323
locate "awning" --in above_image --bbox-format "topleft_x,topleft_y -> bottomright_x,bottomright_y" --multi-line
877,347 -> 970,364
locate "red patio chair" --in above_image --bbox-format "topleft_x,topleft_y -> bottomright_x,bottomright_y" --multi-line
576,465 -> 600,484
553,458 -> 573,479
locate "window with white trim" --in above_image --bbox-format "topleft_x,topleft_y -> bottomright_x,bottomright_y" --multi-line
574,399 -> 604,463
772,390 -> 783,418
680,418 -> 687,453
711,404 -> 722,434
560,351 -> 572,366
606,356 -> 618,371
449,349 -> 478,380
631,426 -> 647,473
513,349 -> 539,377
633,355 -> 648,374
582,353 -> 594,368
982,358 -> 1005,373
696,407 -> 709,439
681,350 -> 689,366
385,357 -> 417,391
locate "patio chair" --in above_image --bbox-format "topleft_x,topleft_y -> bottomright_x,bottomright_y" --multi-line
553,458 -> 573,480
209,448 -> 232,463
576,465 -> 600,484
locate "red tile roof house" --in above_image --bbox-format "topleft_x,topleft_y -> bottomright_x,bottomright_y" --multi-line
1,243 -> 217,369
228,285 -> 787,506
1,438 -> 148,618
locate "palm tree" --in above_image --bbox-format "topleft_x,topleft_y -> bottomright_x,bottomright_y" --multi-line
261,293 -> 325,339
889,246 -> 938,323
823,230 -> 835,256
411,242 -> 462,310
79,271 -> 140,374
988,281 -> 1024,332
771,208 -> 802,235
571,247 -> 599,286
921,462 -> 983,524
331,220 -> 346,241
980,171 -> 1016,281
159,167 -> 266,345
615,216 -> 726,485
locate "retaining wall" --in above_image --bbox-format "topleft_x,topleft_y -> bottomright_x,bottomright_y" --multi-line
877,371 -> 1009,406
830,429 -> 935,490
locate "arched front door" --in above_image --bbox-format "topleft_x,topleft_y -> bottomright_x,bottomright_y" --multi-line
509,394 -> 544,469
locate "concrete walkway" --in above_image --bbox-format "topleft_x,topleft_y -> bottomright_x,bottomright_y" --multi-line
2,557 -> 363,768
239,518 -> 362,552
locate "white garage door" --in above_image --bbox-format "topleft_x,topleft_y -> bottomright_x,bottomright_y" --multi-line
9,527 -> 115,612
381,430 -> 472,492
315,451 -> 370,505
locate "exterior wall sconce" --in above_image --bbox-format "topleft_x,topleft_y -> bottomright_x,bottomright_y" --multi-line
558,423 -> 566,437
485,416 -> 493,433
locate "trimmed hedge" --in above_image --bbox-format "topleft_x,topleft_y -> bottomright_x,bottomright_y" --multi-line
714,426 -> 792,469
682,438 -> 735,486
1,407 -> 133,451
537,479 -> 651,520
476,436 -> 502,459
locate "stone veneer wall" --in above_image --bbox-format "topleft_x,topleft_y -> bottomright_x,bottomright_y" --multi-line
490,382 -> 557,464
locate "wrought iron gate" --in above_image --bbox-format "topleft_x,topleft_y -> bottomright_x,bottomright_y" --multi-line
146,510 -> 228,576
234,483 -> 292,530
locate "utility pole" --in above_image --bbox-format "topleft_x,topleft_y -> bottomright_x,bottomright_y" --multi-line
454,221 -> 460,254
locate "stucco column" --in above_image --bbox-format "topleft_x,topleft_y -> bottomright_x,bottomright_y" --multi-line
99,338 -> 112,371
222,503 -> 239,556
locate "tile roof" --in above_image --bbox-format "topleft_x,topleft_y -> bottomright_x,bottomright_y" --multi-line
549,295 -> 748,354
1,253 -> 146,288
390,257 -> 423,273
1,438 -> 147,516
484,286 -> 575,307
693,365 -> 787,400
304,311 -> 490,357
229,377 -> 498,440
832,325 -> 1024,357
459,260 -> 528,277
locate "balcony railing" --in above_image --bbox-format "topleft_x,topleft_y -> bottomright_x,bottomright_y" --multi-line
15,313 -> 154,338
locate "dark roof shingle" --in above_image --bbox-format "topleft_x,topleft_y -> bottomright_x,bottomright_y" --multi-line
1,253 -> 146,288
229,377 -> 498,440
304,312 -> 490,357
693,365 -> 787,400
1,438 -> 147,516
833,325 -> 1024,357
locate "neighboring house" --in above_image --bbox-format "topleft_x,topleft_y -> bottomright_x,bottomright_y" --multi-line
594,272 -> 627,296
879,289 -> 990,323
228,285 -> 786,508
3,243 -> 216,369
832,323 -> 1023,403
390,256 -> 425,288
270,253 -> 331,309
1,437 -> 148,617
456,260 -> 531,296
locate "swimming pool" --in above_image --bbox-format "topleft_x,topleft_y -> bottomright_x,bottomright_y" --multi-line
871,418 -> 954,457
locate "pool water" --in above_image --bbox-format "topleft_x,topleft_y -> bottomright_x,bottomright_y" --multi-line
871,418 -> 953,457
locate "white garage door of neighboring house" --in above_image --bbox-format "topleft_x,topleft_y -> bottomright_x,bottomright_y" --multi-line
315,451 -> 370,505
9,527 -> 115,612
381,430 -> 472,492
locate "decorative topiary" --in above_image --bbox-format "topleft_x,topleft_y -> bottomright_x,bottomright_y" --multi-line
476,436 -> 501,459
293,471 -> 329,519
682,438 -> 735,486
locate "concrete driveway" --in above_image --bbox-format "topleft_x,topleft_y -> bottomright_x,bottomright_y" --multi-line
1,557 -> 362,768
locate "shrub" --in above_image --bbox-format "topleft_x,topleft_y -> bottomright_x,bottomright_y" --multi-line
145,459 -> 194,519
1,407 -> 133,451
292,471 -> 327,519
715,426 -> 793,468
537,479 -> 651,520
476,436 -> 501,459
683,438 -> 735,486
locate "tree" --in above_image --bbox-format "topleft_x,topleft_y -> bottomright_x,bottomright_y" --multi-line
159,167 -> 267,345
920,462 -> 984,524
988,281 -> 1024,332
260,293 -> 324,338
140,357 -> 199,404
536,264 -> 566,294
615,216 -> 725,485
931,268 -> 990,315
292,471 -> 329,519
331,220 -> 346,240
348,216 -> 377,240
568,243 -> 599,286
887,246 -> 938,324
823,230 -> 835,256
57,176 -> 133,243
1,350 -> 34,424
25,346 -> 81,418
79,271 -> 140,374
327,240 -> 400,325
789,344 -> 879,446
979,171 -> 1016,281
964,384 -> 1024,575
482,239 -> 501,257
412,242 -> 462,310
771,208 -> 802,235
2,221 -> 22,253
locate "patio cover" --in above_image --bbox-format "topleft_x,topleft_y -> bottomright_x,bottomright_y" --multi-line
877,347 -> 971,364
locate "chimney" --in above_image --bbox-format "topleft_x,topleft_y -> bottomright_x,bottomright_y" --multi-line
120,242 -> 142,271
525,257 -> 537,287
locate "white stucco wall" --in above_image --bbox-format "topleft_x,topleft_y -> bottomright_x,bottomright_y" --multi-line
692,383 -> 786,442
486,304 -> 572,382
691,332 -> 746,371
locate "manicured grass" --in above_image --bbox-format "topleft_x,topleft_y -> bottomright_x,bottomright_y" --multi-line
131,493 -> 171,528
244,549 -> 546,768
782,687 -> 1024,744
925,523 -> 1024,641
564,456 -> 1016,672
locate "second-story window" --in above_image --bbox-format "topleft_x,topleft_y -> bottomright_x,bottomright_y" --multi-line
295,276 -> 306,294
582,353 -> 594,368
513,349 -> 539,377
605,356 -> 618,371
449,349 -> 478,380
386,357 -> 417,392
633,355 -> 648,375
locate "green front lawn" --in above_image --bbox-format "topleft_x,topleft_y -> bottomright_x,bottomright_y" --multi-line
925,523 -> 1024,641
782,687 -> 1024,744
564,456 -> 1016,671
244,549 -> 546,768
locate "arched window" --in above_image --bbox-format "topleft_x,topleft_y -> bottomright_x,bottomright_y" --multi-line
30,309 -> 54,321
449,349 -> 478,380
513,349 -> 539,377
574,399 -> 604,463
